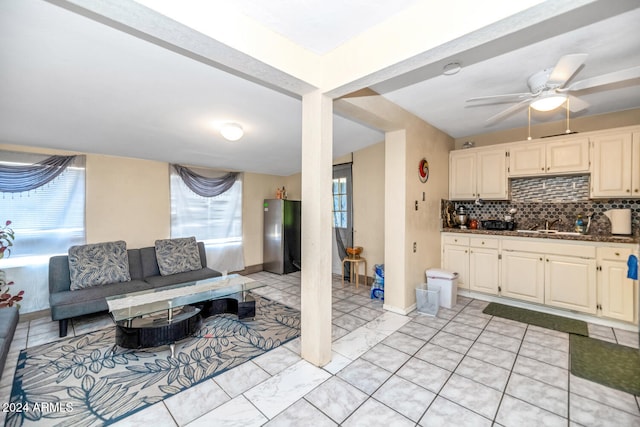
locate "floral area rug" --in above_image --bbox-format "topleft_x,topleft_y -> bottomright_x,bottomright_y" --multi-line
6,294 -> 300,426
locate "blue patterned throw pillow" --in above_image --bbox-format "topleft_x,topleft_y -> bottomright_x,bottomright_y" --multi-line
68,241 -> 131,290
155,237 -> 202,276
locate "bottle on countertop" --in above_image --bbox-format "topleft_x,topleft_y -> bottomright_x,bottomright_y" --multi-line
575,214 -> 585,234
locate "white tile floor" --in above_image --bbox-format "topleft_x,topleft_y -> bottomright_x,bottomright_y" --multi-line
1,271 -> 639,426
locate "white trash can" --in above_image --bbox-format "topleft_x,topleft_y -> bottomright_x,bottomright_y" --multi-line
425,268 -> 458,309
415,283 -> 440,316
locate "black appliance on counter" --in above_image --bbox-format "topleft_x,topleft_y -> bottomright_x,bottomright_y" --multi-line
481,220 -> 516,231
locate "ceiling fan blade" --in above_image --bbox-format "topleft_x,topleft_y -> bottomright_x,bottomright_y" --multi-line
562,66 -> 640,92
567,95 -> 589,112
466,92 -> 532,103
547,53 -> 588,87
485,99 -> 531,125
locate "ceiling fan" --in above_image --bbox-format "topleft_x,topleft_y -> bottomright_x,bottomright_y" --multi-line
466,53 -> 640,124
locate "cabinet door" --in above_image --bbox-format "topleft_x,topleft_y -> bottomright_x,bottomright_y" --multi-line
443,244 -> 469,291
508,143 -> 545,177
590,133 -> 633,198
544,255 -> 597,314
501,251 -> 544,303
598,247 -> 636,323
449,151 -> 476,200
546,138 -> 589,174
599,260 -> 636,322
469,248 -> 499,294
477,149 -> 508,200
632,133 -> 640,198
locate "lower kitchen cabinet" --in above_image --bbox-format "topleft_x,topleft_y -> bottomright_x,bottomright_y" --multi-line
598,247 -> 637,323
501,250 -> 544,303
469,246 -> 499,295
442,233 -> 636,324
544,254 -> 597,314
442,235 -> 470,291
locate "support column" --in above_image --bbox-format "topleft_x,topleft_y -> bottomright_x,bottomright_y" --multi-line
300,90 -> 333,366
383,129 -> 407,313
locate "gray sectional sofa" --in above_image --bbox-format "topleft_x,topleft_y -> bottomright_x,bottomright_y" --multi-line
49,240 -> 221,337
0,306 -> 19,381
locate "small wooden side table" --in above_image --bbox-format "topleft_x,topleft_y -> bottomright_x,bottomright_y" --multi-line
342,256 -> 367,289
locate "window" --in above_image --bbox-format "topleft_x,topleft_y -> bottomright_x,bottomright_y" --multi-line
332,177 -> 347,228
170,167 -> 244,273
0,151 -> 85,312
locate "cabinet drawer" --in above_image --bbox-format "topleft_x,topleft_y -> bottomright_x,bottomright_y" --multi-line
470,237 -> 499,249
597,247 -> 634,262
443,235 -> 469,246
502,238 -> 595,258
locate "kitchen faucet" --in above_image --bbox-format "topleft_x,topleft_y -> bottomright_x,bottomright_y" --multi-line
545,219 -> 561,230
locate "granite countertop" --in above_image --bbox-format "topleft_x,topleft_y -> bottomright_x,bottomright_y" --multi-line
441,227 -> 640,244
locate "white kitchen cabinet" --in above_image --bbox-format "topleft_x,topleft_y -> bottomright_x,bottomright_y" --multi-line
449,148 -> 508,200
597,247 -> 637,323
590,131 -> 640,198
442,235 -> 469,291
469,247 -> 499,295
508,142 -> 546,176
449,151 -> 476,200
501,250 -> 545,303
544,254 -> 597,314
546,138 -> 590,174
508,137 -> 589,177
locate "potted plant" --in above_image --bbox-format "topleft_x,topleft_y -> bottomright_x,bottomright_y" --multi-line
0,220 -> 24,308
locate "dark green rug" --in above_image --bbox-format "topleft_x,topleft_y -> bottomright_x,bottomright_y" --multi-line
482,302 -> 588,336
570,334 -> 640,396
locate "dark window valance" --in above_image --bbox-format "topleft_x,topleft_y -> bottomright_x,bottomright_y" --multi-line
172,164 -> 238,198
0,155 -> 77,193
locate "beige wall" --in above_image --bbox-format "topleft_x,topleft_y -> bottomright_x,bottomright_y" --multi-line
85,155 -> 170,248
335,92 -> 454,312
353,142 -> 385,270
404,117 -> 452,307
455,108 -> 640,148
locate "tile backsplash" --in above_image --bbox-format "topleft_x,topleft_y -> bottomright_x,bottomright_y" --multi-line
447,175 -> 640,236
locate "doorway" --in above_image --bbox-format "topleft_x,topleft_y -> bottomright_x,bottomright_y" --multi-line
332,163 -> 353,277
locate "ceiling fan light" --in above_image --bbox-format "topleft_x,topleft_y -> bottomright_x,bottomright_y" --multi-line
220,122 -> 244,141
530,94 -> 567,111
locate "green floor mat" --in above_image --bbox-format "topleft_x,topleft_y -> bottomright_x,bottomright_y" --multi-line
482,302 -> 588,336
570,334 -> 640,396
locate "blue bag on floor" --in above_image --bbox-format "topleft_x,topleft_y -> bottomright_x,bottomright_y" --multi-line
371,264 -> 384,301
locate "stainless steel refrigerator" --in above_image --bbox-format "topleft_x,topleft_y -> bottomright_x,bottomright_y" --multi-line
263,199 -> 301,274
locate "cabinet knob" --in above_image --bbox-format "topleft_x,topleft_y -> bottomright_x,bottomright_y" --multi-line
539,257 -> 543,261
454,239 -> 457,242
546,258 -> 549,262
626,189 -> 630,193
541,167 -> 544,171
615,252 -> 620,256
634,189 -> 638,193
546,167 -> 550,171
481,241 -> 485,245
465,250 -> 468,253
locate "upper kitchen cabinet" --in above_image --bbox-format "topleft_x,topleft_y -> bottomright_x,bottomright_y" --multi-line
508,137 -> 589,177
590,131 -> 640,198
508,141 -> 545,176
449,147 -> 508,200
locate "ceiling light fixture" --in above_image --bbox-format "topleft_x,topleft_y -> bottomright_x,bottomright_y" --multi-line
530,92 -> 567,111
220,122 -> 244,141
442,62 -> 461,76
